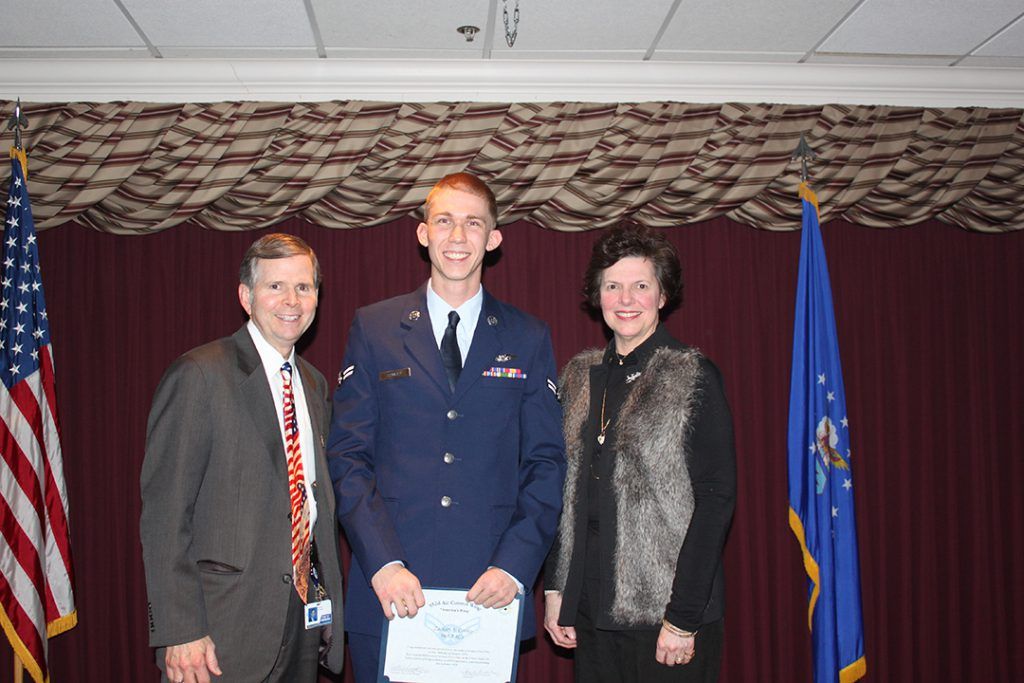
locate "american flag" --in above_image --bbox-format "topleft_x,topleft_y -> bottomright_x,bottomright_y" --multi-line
0,150 -> 77,683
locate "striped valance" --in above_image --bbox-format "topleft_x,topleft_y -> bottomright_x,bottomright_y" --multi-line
3,100 -> 1022,233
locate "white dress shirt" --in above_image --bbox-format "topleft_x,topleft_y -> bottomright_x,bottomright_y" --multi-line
246,320 -> 317,528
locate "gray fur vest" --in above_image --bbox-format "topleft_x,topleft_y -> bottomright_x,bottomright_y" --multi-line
552,345 -> 704,625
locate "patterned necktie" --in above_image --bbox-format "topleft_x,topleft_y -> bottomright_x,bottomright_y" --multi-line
281,362 -> 311,602
440,310 -> 462,392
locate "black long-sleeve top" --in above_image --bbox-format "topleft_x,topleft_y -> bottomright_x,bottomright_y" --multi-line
564,324 -> 737,631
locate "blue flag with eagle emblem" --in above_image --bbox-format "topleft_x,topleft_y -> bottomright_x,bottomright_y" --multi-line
788,182 -> 866,683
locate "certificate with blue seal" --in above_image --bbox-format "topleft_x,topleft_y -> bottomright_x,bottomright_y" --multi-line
378,587 -> 524,682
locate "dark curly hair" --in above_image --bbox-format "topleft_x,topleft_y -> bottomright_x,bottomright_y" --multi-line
582,224 -> 682,314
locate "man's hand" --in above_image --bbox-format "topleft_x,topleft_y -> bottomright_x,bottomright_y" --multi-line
371,563 -> 425,619
543,592 -> 577,649
164,636 -> 222,683
466,567 -> 518,609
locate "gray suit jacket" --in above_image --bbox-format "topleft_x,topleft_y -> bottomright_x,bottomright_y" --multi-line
140,325 -> 344,678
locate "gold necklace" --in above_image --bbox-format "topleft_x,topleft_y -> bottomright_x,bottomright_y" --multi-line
594,357 -> 625,478
596,387 -> 611,445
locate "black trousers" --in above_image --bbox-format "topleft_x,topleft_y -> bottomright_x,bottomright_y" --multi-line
573,585 -> 724,683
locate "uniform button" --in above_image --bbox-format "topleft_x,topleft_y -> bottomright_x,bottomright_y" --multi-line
281,573 -> 292,584
311,481 -> 318,489
440,496 -> 452,508
443,452 -> 455,464
446,409 -> 459,420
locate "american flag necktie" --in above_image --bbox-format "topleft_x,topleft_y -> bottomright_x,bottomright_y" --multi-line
281,362 -> 311,602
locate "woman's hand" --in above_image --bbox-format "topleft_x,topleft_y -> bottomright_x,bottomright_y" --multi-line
543,592 -> 578,649
655,625 -> 695,667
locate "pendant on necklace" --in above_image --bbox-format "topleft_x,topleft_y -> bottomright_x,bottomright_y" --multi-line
597,434 -> 605,445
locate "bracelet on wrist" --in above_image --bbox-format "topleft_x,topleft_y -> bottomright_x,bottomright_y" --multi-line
661,618 -> 697,638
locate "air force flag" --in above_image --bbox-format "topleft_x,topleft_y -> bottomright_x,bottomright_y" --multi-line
788,182 -> 866,683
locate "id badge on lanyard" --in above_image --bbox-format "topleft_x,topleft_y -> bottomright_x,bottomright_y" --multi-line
303,543 -> 332,629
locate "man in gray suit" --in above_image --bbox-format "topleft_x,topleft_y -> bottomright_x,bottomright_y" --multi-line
140,233 -> 344,683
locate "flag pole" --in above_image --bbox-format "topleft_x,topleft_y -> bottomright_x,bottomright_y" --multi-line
791,131 -> 816,184
6,97 -> 27,683
7,99 -> 29,179
7,98 -> 28,152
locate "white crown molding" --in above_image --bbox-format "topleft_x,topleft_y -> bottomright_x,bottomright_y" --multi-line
2,59 -> 1022,108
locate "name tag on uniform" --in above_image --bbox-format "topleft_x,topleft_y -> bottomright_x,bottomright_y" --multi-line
304,599 -> 333,629
379,367 -> 412,381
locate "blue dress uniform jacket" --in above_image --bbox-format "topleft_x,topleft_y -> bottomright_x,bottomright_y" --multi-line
328,284 -> 566,640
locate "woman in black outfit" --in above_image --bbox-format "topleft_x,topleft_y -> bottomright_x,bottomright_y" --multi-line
545,225 -> 736,683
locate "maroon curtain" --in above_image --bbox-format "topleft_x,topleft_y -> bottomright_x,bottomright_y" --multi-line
2,215 -> 1021,681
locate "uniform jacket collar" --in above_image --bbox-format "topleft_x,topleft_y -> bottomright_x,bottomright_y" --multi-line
399,283 -> 507,401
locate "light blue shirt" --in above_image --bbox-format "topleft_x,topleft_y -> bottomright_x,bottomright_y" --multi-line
425,279 -> 483,361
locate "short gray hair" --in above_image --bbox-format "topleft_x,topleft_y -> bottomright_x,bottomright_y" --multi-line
239,233 -> 321,289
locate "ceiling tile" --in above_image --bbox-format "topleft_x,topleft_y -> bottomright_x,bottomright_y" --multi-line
121,0 -> 316,47
807,52 -> 956,66
158,47 -> 320,59
492,50 -> 648,60
0,0 -> 144,47
652,50 -> 804,63
0,48 -> 152,59
324,48 -> 482,59
659,0 -> 861,53
960,55 -> 1024,67
974,14 -> 1024,57
487,0 -> 679,52
314,0 -> 678,52
314,0 -> 491,50
821,0 -> 1024,55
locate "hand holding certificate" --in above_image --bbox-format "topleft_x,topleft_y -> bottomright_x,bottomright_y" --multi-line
379,587 -> 524,683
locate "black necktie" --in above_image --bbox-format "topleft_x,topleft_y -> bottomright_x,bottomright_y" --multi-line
441,310 -> 461,392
